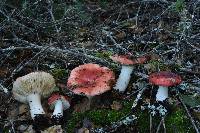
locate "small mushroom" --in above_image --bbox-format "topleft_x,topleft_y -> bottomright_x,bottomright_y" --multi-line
149,71 -> 182,101
12,72 -> 56,119
48,93 -> 70,123
67,63 -> 115,108
110,54 -> 150,92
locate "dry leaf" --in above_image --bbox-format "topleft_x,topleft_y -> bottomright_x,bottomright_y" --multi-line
111,101 -> 122,111
41,125 -> 63,133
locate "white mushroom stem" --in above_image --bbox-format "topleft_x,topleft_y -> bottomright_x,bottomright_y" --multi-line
52,100 -> 63,117
27,93 -> 45,119
156,86 -> 168,101
114,65 -> 134,92
87,96 -> 94,108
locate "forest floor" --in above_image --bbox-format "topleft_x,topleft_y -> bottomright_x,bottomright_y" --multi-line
0,0 -> 200,133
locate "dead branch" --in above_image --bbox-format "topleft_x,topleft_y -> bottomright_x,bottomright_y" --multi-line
178,95 -> 200,133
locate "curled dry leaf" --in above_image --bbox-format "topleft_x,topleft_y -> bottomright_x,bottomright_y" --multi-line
111,101 -> 122,111
41,125 -> 63,133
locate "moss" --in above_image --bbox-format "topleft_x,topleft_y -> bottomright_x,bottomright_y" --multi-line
95,51 -> 113,60
52,4 -> 66,20
137,108 -> 195,133
50,68 -> 68,80
137,111 -> 151,133
99,0 -> 109,9
165,108 -> 195,133
148,60 -> 168,71
174,0 -> 186,12
66,100 -> 132,132
66,97 -> 194,133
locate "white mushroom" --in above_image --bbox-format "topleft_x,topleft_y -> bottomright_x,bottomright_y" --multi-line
12,72 -> 56,119
48,93 -> 70,123
110,54 -> 149,92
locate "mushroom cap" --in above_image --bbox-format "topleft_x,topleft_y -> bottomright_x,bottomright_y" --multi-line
67,63 -> 115,97
110,54 -> 150,65
48,93 -> 70,110
149,71 -> 182,87
12,72 -> 56,103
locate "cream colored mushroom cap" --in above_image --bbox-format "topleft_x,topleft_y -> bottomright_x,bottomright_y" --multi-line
12,71 -> 56,103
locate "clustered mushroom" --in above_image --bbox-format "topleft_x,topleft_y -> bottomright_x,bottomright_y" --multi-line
12,55 -> 183,131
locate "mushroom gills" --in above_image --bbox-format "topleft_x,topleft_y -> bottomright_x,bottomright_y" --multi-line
156,86 -> 168,101
114,65 -> 134,92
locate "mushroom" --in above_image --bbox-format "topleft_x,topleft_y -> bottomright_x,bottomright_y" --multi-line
110,54 -> 150,92
48,93 -> 70,123
149,71 -> 182,102
67,63 -> 115,107
12,72 -> 56,119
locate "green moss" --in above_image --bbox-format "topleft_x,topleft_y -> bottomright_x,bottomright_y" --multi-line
53,4 -> 66,20
137,108 -> 195,133
50,68 -> 68,80
95,51 -> 113,59
174,0 -> 186,12
99,0 -> 109,9
66,98 -> 194,133
165,108 -> 194,133
66,100 -> 132,132
148,60 -> 168,71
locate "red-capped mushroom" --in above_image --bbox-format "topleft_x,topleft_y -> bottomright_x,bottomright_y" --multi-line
110,54 -> 150,92
67,63 -> 115,107
48,93 -> 70,123
149,71 -> 182,101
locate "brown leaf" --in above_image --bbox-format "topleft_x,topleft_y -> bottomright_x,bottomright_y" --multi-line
111,101 -> 122,111
41,125 -> 63,133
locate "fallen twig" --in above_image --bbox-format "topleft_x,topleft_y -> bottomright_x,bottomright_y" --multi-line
178,95 -> 200,133
92,114 -> 137,133
13,38 -> 118,69
0,83 -> 8,94
131,83 -> 147,109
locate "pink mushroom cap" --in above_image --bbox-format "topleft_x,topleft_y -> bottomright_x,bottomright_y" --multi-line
110,54 -> 150,65
149,71 -> 182,87
67,63 -> 115,96
48,93 -> 70,110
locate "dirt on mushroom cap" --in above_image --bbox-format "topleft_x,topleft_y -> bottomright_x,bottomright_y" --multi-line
67,63 -> 115,96
149,71 -> 182,87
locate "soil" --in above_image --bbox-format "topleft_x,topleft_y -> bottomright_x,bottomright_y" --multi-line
0,0 -> 200,132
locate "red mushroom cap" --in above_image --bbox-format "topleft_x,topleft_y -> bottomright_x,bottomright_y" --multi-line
67,63 -> 115,96
110,54 -> 150,65
149,71 -> 182,87
48,93 -> 70,109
